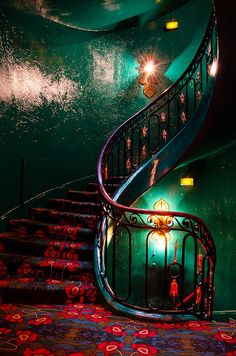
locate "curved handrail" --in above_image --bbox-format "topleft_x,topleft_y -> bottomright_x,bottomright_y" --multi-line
0,173 -> 96,224
97,11 -> 217,216
96,10 -> 218,320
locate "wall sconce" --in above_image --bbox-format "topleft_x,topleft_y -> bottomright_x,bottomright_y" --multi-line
180,177 -> 194,186
149,199 -> 172,248
137,54 -> 161,98
164,11 -> 179,32
179,163 -> 197,187
165,20 -> 179,31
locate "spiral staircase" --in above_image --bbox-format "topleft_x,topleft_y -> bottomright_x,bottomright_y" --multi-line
0,12 -> 218,321
96,11 -> 218,321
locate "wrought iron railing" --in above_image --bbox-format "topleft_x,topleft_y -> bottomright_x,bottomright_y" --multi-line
96,12 -> 218,320
99,13 -> 217,189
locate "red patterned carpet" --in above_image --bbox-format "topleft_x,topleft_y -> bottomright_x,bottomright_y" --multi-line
0,185 -> 235,355
0,303 -> 235,355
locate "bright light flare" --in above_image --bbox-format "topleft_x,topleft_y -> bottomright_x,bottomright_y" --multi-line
209,59 -> 218,77
144,61 -> 155,76
151,231 -> 170,250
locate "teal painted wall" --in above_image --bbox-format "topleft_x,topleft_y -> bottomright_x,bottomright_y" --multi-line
132,144 -> 236,314
0,0 -> 211,214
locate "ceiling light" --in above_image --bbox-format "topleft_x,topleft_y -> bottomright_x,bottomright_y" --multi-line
180,177 -> 194,186
165,20 -> 179,31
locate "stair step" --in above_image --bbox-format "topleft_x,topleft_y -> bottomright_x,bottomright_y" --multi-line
106,176 -> 126,184
9,219 -> 95,242
0,233 -> 93,260
67,190 -> 99,202
48,198 -> 100,215
0,253 -> 94,280
87,182 -> 120,194
29,208 -> 97,228
0,277 -> 98,304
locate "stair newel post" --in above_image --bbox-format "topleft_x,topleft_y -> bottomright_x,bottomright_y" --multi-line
19,157 -> 25,207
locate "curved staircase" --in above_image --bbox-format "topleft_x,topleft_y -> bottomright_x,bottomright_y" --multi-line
95,11 -> 218,321
0,11 -> 218,323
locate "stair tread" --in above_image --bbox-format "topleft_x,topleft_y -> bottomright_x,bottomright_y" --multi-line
0,276 -> 96,288
0,252 -> 94,268
0,233 -> 93,250
10,218 -> 95,232
30,208 -> 97,218
0,277 -> 98,304
49,198 -> 97,206
68,190 -> 98,195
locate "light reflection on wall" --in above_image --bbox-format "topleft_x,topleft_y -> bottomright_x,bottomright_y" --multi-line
0,57 -> 80,111
93,51 -> 116,83
103,0 -> 121,12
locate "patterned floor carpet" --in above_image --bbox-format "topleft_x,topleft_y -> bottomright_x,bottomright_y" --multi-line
0,303 -> 235,355
0,183 -> 235,355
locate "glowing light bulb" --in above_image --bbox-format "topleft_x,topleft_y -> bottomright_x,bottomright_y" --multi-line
209,59 -> 218,77
144,61 -> 155,75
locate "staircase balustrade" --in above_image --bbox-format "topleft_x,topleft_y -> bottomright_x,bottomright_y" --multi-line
96,11 -> 218,320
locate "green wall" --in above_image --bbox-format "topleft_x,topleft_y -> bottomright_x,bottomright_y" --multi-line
0,0 -> 211,214
132,144 -> 236,316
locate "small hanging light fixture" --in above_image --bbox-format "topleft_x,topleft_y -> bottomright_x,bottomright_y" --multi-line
165,20 -> 179,31
180,177 -> 194,186
165,12 -> 179,32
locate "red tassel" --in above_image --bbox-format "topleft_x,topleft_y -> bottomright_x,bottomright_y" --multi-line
126,158 -> 131,172
142,145 -> 147,159
162,129 -> 167,142
170,279 -> 179,301
196,285 -> 201,304
127,137 -> 131,150
142,126 -> 148,138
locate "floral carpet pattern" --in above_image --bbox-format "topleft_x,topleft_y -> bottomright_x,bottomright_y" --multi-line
0,303 -> 235,355
0,184 -> 235,355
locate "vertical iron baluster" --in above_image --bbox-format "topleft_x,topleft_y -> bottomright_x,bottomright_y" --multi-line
123,139 -> 126,177
131,129 -> 134,169
193,236 -> 198,312
206,51 -> 209,84
128,227 -> 132,301
200,255 -> 206,319
167,101 -> 170,143
163,232 -> 168,307
200,60 -> 203,94
145,232 -> 150,308
147,118 -> 151,154
138,127 -> 141,166
181,237 -> 186,309
112,227 -> 117,295
104,216 -> 109,279
177,95 -> 181,132
117,141 -> 120,178
111,153 -> 114,188
185,83 -> 189,121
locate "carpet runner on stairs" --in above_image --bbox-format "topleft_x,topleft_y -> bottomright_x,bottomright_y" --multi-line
0,183 -> 103,305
